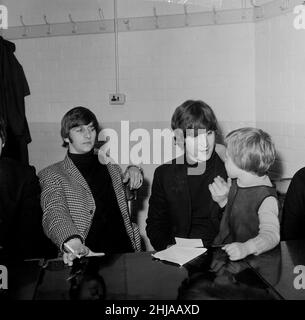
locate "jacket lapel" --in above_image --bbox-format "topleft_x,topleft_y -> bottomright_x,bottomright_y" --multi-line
106,163 -> 141,251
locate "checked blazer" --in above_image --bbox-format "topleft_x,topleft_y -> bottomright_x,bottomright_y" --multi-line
38,154 -> 142,252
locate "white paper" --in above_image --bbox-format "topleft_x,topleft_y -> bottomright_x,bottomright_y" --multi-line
152,245 -> 207,266
175,237 -> 204,248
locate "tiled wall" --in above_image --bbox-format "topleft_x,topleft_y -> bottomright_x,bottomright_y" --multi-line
255,12 -> 305,179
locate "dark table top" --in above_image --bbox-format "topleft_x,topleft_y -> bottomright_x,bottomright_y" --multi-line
247,239 -> 305,300
3,240 -> 305,300
1,259 -> 44,300
35,252 -> 189,300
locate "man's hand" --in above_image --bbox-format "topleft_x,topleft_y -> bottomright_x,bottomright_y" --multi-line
63,238 -> 89,266
222,242 -> 249,261
123,166 -> 143,190
208,176 -> 231,208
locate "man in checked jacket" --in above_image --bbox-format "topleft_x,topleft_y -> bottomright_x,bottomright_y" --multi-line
39,107 -> 143,266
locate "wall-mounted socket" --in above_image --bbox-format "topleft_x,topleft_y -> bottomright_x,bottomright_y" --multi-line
109,93 -> 126,105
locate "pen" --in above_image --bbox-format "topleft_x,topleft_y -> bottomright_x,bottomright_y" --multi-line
64,243 -> 82,258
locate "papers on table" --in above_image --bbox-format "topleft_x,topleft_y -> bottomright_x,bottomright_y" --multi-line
152,238 -> 207,266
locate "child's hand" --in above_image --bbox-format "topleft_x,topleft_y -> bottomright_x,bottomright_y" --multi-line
222,242 -> 249,261
208,176 -> 231,208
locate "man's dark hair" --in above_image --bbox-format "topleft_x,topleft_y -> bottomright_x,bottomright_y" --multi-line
171,100 -> 218,137
0,117 -> 7,145
61,106 -> 100,147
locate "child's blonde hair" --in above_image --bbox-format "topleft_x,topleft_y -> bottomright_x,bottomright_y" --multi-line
226,127 -> 275,176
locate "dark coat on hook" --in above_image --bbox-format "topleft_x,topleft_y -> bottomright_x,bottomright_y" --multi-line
0,36 -> 31,164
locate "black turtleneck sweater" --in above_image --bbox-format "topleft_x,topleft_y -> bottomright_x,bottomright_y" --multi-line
68,151 -> 133,253
186,150 -> 227,242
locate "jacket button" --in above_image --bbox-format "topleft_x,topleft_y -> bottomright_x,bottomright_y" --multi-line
89,210 -> 93,215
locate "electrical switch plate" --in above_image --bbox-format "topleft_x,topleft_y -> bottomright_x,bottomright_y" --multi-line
109,93 -> 126,105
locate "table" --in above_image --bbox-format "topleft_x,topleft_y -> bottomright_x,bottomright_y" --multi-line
4,240 -> 305,300
35,252 -> 189,300
247,239 -> 305,300
2,259 -> 44,300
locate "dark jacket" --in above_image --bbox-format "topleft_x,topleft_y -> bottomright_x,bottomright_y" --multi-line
281,167 -> 305,241
0,36 -> 31,164
0,158 -> 57,260
146,153 -> 227,251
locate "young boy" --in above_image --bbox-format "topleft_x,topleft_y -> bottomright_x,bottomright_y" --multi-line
209,127 -> 280,261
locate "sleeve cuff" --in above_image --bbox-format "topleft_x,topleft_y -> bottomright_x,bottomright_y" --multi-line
62,235 -> 83,252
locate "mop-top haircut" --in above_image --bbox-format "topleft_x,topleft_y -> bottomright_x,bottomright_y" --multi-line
226,127 -> 276,176
171,100 -> 218,138
61,106 -> 100,147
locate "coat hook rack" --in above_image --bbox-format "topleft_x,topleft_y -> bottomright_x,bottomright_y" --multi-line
98,8 -> 106,31
184,4 -> 189,26
20,15 -> 28,37
123,19 -> 130,30
3,1 -> 297,41
153,7 -> 159,29
43,14 -> 51,35
68,13 -> 77,33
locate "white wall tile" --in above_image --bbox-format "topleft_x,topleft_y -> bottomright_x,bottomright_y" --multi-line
255,13 -> 305,178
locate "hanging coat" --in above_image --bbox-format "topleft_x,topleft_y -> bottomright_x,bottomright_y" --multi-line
0,36 -> 31,164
